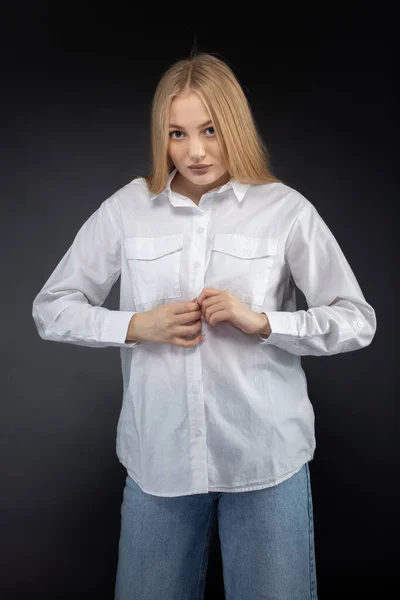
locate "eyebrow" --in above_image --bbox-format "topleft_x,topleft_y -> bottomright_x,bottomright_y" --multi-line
168,119 -> 213,130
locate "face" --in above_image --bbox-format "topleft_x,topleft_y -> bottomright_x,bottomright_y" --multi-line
168,90 -> 230,195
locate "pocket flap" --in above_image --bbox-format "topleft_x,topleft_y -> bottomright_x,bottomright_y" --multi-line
212,234 -> 278,259
124,234 -> 183,260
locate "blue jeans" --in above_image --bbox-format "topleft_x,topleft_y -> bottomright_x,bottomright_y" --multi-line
114,462 -> 318,599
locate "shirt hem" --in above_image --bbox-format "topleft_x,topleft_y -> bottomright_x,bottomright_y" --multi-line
207,463 -> 305,492
119,455 -> 313,497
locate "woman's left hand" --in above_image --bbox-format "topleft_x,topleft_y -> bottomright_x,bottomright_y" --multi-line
194,288 -> 271,336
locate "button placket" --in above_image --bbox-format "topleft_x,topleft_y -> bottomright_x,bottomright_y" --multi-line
183,219 -> 209,490
186,348 -> 207,488
189,218 -> 208,291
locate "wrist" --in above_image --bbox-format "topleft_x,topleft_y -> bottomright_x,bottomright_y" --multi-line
125,313 -> 143,343
258,312 -> 271,336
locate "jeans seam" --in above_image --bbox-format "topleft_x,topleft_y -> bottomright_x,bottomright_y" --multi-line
306,463 -> 318,599
196,503 -> 217,600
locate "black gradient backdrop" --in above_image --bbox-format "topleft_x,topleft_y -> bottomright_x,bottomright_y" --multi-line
1,4 -> 396,600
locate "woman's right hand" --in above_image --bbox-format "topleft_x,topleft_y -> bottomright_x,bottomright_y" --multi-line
127,300 -> 205,347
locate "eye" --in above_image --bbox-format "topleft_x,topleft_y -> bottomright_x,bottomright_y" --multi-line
169,126 -> 215,139
169,130 -> 183,139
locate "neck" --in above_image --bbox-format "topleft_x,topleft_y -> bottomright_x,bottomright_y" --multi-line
171,169 -> 231,204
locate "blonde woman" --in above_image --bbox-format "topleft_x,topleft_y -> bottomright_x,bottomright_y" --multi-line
32,52 -> 376,599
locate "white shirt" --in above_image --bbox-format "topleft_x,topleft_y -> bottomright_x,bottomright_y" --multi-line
32,168 -> 377,497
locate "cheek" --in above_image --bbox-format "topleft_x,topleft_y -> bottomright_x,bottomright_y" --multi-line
168,143 -> 182,161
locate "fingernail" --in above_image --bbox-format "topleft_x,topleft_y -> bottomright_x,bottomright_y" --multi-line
192,298 -> 197,302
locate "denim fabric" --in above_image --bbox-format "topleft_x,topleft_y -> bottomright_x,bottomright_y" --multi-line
114,461 -> 318,599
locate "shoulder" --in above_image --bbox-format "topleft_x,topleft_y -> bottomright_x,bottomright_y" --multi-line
249,180 -> 315,218
102,176 -> 149,211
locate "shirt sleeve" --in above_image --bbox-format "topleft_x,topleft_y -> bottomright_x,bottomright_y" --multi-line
258,201 -> 377,356
32,193 -> 139,348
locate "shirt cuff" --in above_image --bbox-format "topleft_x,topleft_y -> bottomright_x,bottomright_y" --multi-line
258,311 -> 298,345
101,310 -> 140,347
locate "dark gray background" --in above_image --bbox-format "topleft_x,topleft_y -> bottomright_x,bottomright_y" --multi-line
1,4 -> 396,599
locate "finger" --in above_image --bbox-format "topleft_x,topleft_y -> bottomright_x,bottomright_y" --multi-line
178,311 -> 202,324
177,319 -> 202,336
173,302 -> 201,314
202,299 -> 226,322
206,306 -> 231,327
196,288 -> 221,306
201,288 -> 222,296
173,333 -> 205,347
201,295 -> 221,312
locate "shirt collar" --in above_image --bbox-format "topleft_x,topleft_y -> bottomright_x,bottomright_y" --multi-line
149,168 -> 250,206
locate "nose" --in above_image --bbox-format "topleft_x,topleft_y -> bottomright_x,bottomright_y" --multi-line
188,138 -> 206,160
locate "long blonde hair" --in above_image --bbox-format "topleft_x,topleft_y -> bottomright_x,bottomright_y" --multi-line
141,51 -> 282,194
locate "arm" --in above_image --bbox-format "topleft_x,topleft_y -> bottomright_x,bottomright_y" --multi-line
125,313 -> 141,343
258,201 -> 377,356
32,194 -> 139,348
258,313 -> 272,337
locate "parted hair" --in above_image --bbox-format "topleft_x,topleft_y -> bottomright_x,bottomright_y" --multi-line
141,51 -> 281,194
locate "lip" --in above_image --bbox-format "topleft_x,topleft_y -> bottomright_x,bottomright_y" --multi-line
188,165 -> 211,174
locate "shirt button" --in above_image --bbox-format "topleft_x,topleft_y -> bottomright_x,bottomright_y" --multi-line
197,227 -> 204,233
356,319 -> 364,328
196,430 -> 202,436
194,261 -> 201,268
192,386 -> 199,394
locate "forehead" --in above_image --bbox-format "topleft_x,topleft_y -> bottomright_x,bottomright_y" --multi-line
169,91 -> 210,125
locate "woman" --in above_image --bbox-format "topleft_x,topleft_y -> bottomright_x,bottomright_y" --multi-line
32,52 -> 376,599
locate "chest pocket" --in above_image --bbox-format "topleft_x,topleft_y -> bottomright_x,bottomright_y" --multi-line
207,233 -> 278,307
124,234 -> 183,305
